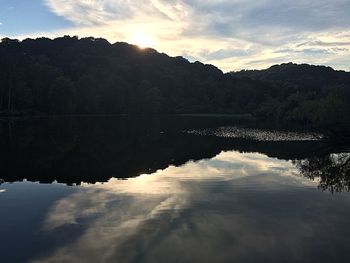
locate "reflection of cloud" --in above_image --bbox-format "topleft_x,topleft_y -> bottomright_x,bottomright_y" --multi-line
0,189 -> 6,193
7,0 -> 347,71
34,151 -> 324,262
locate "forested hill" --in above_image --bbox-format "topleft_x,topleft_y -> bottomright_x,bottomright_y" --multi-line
230,63 -> 350,133
0,36 -> 224,115
231,63 -> 350,89
0,36 -> 349,135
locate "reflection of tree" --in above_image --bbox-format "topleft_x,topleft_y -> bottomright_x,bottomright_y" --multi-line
0,116 -> 346,186
295,153 -> 350,193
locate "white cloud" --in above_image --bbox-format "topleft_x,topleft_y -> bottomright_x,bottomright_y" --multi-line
18,1 -> 350,71
32,151 -> 318,262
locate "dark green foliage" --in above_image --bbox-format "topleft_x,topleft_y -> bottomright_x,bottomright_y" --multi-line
0,36 -> 223,115
0,37 -> 349,136
231,63 -> 350,136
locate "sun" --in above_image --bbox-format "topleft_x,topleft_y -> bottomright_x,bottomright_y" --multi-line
129,31 -> 155,48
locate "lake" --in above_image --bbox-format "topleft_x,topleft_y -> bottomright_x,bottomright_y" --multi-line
1,116 -> 349,263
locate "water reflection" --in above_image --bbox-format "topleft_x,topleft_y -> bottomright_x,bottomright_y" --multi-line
1,117 -> 350,263
29,151 -> 350,263
0,116 -> 346,186
295,153 -> 350,193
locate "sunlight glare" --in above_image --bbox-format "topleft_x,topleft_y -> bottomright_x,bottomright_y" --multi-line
129,30 -> 156,48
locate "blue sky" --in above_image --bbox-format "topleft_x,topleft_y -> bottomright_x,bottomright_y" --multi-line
1,0 -> 350,72
0,0 -> 72,35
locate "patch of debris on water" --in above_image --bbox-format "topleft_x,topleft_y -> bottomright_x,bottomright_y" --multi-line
186,126 -> 324,141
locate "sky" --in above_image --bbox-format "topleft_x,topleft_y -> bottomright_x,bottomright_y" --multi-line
1,0 -> 350,72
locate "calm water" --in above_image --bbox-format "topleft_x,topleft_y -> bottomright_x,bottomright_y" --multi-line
1,116 -> 349,263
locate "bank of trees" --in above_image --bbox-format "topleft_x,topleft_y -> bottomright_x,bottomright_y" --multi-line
0,36 -> 222,115
1,36 -> 349,136
231,63 -> 350,134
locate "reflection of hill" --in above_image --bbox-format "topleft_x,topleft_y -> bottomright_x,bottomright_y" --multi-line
0,117 -> 347,185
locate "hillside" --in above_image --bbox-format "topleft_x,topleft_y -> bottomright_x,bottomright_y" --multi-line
0,36 -> 349,136
230,63 -> 350,133
0,36 -> 224,114
232,62 -> 350,90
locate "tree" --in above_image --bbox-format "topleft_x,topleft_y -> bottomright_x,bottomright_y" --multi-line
49,76 -> 76,114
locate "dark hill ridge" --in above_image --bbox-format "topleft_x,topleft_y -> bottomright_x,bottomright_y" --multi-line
0,36 -> 349,136
0,36 -> 224,114
231,62 -> 350,89
230,62 -> 350,135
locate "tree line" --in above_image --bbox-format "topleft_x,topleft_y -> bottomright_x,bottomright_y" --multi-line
1,36 -> 349,136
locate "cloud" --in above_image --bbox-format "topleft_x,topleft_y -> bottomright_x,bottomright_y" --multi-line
297,40 -> 350,48
44,0 -> 188,25
31,151 -> 330,263
42,151 -> 301,230
15,1 -> 349,71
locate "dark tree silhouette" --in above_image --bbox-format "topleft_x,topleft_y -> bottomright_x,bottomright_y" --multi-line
295,153 -> 350,193
0,36 -> 350,137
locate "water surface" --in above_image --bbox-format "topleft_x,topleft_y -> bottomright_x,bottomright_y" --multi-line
1,116 -> 349,263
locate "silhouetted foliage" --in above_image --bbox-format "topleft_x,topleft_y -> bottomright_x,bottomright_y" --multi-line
295,153 -> 350,193
1,37 -> 350,136
231,63 -> 350,136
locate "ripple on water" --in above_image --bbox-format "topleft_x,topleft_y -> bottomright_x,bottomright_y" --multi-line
186,126 -> 324,142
